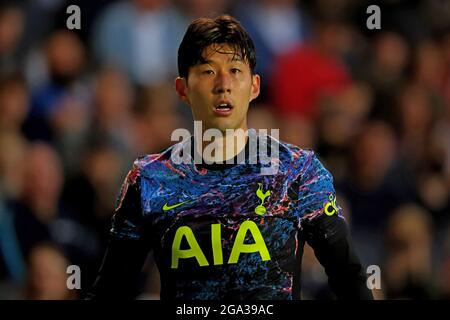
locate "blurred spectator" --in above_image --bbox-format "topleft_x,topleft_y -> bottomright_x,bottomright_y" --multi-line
393,82 -> 449,220
51,95 -> 91,178
247,105 -> 281,133
365,32 -> 410,124
300,243 -> 333,300
61,140 -> 127,293
234,0 -> 309,101
62,140 -> 125,246
396,84 -> 436,168
278,115 -> 316,150
412,40 -> 446,93
270,18 -> 352,120
320,82 -> 373,148
23,29 -> 90,143
0,73 -> 29,135
371,32 -> 410,88
175,0 -> 229,20
0,133 -> 28,285
20,142 -> 65,227
91,0 -> 185,86
132,84 -> 187,154
23,243 -> 76,300
10,142 -> 100,289
0,2 -> 25,74
316,82 -> 373,181
87,67 -> 136,166
0,132 -> 27,201
382,204 -> 437,299
337,120 -> 416,268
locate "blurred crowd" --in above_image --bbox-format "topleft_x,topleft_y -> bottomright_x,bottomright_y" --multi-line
0,0 -> 449,300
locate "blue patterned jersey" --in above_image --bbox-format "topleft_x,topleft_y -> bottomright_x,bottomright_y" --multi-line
88,129 -> 371,300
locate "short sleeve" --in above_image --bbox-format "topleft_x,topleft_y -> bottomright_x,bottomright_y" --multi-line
110,163 -> 145,241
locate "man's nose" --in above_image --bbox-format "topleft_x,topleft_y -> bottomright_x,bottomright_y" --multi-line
214,71 -> 232,94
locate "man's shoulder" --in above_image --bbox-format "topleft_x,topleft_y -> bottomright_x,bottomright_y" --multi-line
131,143 -> 178,172
264,134 -> 333,184
267,134 -> 317,168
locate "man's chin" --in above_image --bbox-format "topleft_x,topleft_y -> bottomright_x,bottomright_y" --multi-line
202,120 -> 242,133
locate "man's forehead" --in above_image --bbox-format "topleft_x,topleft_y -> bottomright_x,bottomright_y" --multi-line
201,44 -> 244,61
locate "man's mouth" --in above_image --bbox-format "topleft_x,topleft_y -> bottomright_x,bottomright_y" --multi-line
214,101 -> 234,116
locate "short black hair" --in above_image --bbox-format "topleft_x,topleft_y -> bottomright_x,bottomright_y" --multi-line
177,15 -> 256,79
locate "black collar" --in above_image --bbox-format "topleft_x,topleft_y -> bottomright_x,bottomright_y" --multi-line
189,129 -> 256,171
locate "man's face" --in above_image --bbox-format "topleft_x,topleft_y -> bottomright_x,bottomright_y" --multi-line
176,44 -> 260,132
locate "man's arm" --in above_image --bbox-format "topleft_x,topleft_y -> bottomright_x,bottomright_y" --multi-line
301,213 -> 373,299
298,151 -> 373,300
85,166 -> 151,299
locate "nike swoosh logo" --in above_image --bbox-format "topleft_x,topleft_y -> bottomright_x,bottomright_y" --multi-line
162,200 -> 190,211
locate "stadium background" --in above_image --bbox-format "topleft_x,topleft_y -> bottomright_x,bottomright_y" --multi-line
0,0 -> 449,300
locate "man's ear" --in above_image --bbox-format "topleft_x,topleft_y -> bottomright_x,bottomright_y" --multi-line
249,74 -> 260,102
175,77 -> 190,105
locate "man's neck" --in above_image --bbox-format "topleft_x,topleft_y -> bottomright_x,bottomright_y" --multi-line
194,126 -> 249,163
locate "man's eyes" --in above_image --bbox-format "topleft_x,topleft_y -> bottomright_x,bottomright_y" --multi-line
201,68 -> 242,75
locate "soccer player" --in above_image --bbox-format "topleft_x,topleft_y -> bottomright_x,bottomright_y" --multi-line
87,15 -> 373,300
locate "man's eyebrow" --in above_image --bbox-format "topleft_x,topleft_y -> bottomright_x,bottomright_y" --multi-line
199,56 -> 244,65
